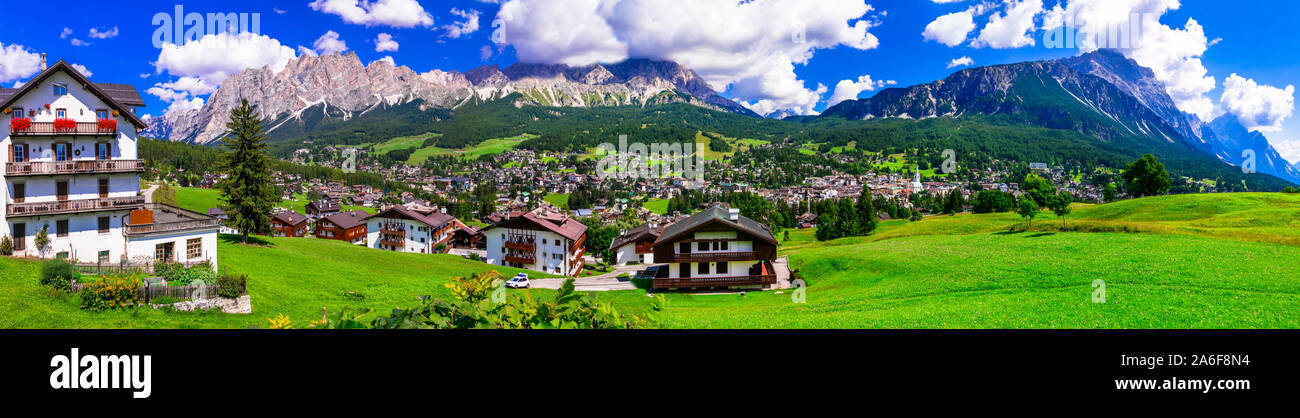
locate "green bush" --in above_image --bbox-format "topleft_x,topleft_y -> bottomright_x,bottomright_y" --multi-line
157,262 -> 217,286
0,234 -> 11,255
218,274 -> 247,298
80,275 -> 143,311
39,259 -> 75,291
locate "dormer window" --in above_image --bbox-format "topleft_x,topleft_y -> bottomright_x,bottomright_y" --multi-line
53,84 -> 67,96
56,108 -> 66,118
95,109 -> 108,120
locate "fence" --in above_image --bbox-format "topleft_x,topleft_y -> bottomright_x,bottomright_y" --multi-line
69,281 -> 244,303
72,260 -> 210,276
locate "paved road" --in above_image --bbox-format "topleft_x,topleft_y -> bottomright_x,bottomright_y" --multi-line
529,263 -> 652,291
143,184 -> 159,203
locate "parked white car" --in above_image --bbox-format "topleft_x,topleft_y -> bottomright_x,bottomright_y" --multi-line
505,274 -> 530,289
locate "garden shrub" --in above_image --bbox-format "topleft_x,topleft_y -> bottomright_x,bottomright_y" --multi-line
0,234 -> 11,255
80,275 -> 143,311
39,259 -> 76,291
218,274 -> 247,298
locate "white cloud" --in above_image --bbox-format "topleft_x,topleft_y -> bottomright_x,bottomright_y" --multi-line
1052,0 -> 1217,120
70,38 -> 90,47
311,31 -> 349,55
372,56 -> 396,66
495,0 -> 881,116
947,56 -> 975,68
154,31 -> 298,85
923,11 -> 975,47
59,27 -> 74,39
88,26 -> 119,39
146,86 -> 190,103
480,45 -> 494,61
0,42 -> 43,83
69,63 -> 92,78
308,0 -> 434,28
375,33 -> 399,52
1219,74 -> 1295,133
443,8 -> 481,39
972,0 -> 1042,49
829,75 -> 895,106
165,97 -> 206,115
156,76 -> 218,97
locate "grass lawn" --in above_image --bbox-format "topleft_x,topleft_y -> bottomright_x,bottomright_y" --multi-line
5,193 -> 1299,329
372,133 -> 439,155
406,134 -> 538,165
0,236 -> 571,329
175,187 -> 224,214
543,193 -> 569,208
281,193 -> 375,215
643,198 -> 670,215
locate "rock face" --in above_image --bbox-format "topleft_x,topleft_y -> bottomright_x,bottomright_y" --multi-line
143,53 -> 755,144
821,49 -> 1300,185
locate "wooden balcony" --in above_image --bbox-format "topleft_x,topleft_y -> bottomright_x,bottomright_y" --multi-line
504,241 -> 536,252
379,224 -> 406,237
505,255 -> 536,265
6,195 -> 145,217
5,159 -> 144,176
671,251 -> 757,263
123,204 -> 221,236
652,274 -> 776,290
10,121 -> 117,136
379,238 -> 406,248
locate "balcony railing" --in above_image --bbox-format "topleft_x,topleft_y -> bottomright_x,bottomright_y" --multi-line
505,255 -> 536,265
5,159 -> 144,176
125,218 -> 221,235
652,274 -> 776,289
379,238 -> 406,248
379,224 -> 406,236
504,241 -> 536,252
6,195 -> 145,217
672,251 -> 757,263
10,121 -> 117,136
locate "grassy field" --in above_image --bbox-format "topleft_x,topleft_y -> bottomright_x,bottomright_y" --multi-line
405,134 -> 539,165
543,193 -> 569,208
175,187 -> 375,216
0,236 -> 566,329
4,193 -> 1298,329
644,198 -> 671,215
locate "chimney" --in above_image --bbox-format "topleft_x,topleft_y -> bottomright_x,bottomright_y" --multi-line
728,208 -> 740,221
40,54 -> 47,71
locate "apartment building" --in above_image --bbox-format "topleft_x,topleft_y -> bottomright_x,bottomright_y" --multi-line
650,205 -> 778,290
483,206 -> 587,277
365,206 -> 464,253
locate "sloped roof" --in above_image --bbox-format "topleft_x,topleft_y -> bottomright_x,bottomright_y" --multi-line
272,210 -> 308,226
365,206 -> 456,228
653,205 -> 775,248
321,210 -> 369,230
0,61 -> 148,128
487,211 -> 587,242
609,222 -> 667,251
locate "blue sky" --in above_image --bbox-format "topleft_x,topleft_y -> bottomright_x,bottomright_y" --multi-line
1,0 -> 1296,161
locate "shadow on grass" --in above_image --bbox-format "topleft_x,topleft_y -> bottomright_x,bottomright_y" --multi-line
219,234 -> 275,248
1025,232 -> 1057,238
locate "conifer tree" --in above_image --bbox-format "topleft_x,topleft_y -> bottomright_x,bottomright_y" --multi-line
218,99 -> 277,244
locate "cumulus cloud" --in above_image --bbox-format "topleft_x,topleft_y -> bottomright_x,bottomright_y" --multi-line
972,0 -> 1042,49
495,0 -> 881,116
923,11 -> 975,47
829,75 -> 895,106
375,33 -> 399,52
1049,0 -> 1217,120
947,56 -> 975,68
480,45 -> 495,61
1219,74 -> 1295,133
69,63 -> 92,78
165,97 -> 206,115
443,8 -> 481,39
156,76 -> 219,97
311,31 -> 349,55
154,31 -> 298,84
372,56 -> 396,66
308,0 -> 434,28
88,26 -> 119,39
0,42 -> 43,83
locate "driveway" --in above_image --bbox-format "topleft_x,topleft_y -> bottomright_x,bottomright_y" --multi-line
529,263 -> 654,291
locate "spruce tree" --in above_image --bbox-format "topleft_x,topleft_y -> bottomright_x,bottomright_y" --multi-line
218,99 -> 277,244
855,194 -> 878,235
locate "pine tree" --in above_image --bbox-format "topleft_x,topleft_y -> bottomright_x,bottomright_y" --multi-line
855,194 -> 878,235
218,99 -> 278,244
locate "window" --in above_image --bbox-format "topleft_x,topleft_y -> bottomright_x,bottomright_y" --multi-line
698,262 -> 709,275
716,262 -> 728,274
54,143 -> 69,161
53,84 -> 67,96
720,241 -> 729,251
96,143 -> 111,160
12,183 -> 24,203
56,252 -> 69,260
56,108 -> 66,118
97,217 -> 110,234
97,251 -> 110,265
155,242 -> 175,262
99,179 -> 109,198
187,238 -> 202,259
698,242 -> 708,252
12,144 -> 25,163
95,109 -> 108,120
56,220 -> 68,237
679,263 -> 690,278
56,181 -> 68,201
11,108 -> 22,119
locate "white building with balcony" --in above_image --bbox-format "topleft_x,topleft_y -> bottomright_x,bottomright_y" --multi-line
483,206 -> 588,277
1,60 -> 219,268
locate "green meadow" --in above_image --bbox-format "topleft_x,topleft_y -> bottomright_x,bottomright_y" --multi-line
3,193 -> 1298,329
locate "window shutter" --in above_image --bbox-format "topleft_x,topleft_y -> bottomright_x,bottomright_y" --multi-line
7,144 -> 11,163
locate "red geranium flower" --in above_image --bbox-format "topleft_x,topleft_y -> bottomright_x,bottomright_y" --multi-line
97,118 -> 117,132
53,118 -> 77,132
10,117 -> 32,132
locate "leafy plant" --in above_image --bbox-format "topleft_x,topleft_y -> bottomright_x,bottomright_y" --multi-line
39,259 -> 75,291
217,274 -> 247,298
33,225 -> 50,255
0,234 -> 11,256
80,275 -> 144,311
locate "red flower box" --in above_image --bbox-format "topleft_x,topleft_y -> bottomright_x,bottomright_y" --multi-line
10,117 -> 31,132
53,118 -> 77,132
97,118 -> 118,132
